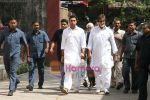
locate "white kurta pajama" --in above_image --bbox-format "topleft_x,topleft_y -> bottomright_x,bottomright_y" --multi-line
88,26 -> 118,92
61,26 -> 86,91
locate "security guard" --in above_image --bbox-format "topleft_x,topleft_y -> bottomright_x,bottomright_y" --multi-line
26,21 -> 49,91
120,21 -> 142,94
0,18 -> 29,96
135,22 -> 150,100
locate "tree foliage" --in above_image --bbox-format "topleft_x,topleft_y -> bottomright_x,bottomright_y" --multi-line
88,0 -> 150,28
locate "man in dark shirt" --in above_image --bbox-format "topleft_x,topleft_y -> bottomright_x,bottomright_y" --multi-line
120,21 -> 142,93
0,18 -> 29,96
135,22 -> 150,100
26,21 -> 50,91
50,19 -> 68,90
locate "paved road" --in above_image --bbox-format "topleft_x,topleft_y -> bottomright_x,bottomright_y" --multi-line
0,68 -> 149,100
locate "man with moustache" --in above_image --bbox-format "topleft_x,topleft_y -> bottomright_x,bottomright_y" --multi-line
0,18 -> 29,96
88,14 -> 118,95
61,15 -> 86,94
135,22 -> 150,100
26,21 -> 50,91
111,19 -> 125,89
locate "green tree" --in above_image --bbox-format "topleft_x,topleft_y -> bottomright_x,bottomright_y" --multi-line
89,0 -> 115,13
88,0 -> 150,27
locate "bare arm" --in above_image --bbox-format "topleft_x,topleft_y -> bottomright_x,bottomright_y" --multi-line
61,29 -> 66,63
81,48 -> 85,59
25,44 -> 30,57
88,49 -> 92,60
44,42 -> 49,53
24,44 -> 30,63
50,42 -> 55,54
61,49 -> 64,63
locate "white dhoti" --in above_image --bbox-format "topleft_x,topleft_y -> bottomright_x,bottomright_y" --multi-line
92,55 -> 113,91
64,63 -> 86,90
87,26 -> 118,92
94,67 -> 112,91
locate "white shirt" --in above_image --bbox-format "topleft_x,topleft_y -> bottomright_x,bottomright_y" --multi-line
61,26 -> 86,66
88,26 -> 118,68
113,29 -> 125,55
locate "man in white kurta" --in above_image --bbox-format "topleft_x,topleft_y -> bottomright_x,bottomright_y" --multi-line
87,14 -> 118,94
61,15 -> 86,94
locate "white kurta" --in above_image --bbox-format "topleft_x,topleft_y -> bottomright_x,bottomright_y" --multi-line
61,26 -> 86,67
87,26 -> 118,92
61,26 -> 86,90
88,26 -> 118,68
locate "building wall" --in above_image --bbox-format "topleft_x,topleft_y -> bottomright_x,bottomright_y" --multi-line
0,0 -> 66,66
0,0 -> 47,32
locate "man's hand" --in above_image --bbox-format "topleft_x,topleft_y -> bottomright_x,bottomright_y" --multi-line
80,53 -> 84,59
21,55 -> 25,63
45,48 -> 49,53
27,56 -> 30,63
81,58 -> 85,63
88,52 -> 92,60
50,48 -> 54,54
113,55 -> 118,65
113,55 -> 118,61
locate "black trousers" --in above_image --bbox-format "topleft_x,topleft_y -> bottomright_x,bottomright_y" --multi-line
122,58 -> 138,90
138,66 -> 149,100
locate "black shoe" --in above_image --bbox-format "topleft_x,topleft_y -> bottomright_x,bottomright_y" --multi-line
116,82 -> 123,90
14,80 -> 20,92
93,82 -> 96,86
132,90 -> 138,94
59,85 -> 63,91
83,80 -> 88,87
88,82 -> 94,90
16,80 -> 20,84
26,85 -> 29,89
38,86 -> 43,89
8,90 -> 13,96
26,85 -> 33,91
123,89 -> 129,94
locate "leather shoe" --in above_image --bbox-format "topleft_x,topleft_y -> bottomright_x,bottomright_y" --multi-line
8,90 -> 13,96
26,85 -> 33,91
